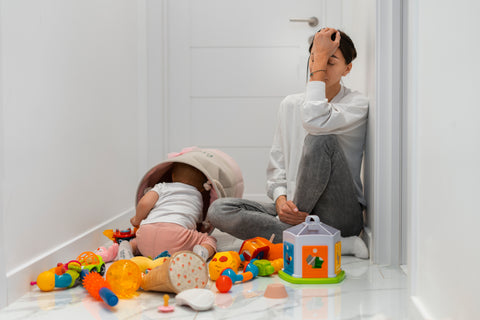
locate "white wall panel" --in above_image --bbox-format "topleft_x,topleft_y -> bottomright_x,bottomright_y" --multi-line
191,47 -> 305,97
191,0 -> 324,47
408,0 -> 480,318
1,0 -> 146,304
191,98 -> 280,147
213,147 -> 271,198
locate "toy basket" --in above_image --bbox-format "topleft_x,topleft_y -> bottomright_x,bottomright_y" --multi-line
135,147 -> 244,231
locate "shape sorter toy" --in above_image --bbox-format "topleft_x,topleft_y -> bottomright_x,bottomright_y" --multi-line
278,215 -> 345,284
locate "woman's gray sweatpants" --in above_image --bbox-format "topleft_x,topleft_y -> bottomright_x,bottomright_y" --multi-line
207,135 -> 364,243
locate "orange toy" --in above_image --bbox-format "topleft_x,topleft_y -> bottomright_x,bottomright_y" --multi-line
238,237 -> 283,261
83,272 -> 118,307
106,260 -> 142,299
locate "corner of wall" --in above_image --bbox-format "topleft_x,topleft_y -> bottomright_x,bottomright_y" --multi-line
0,0 -> 8,307
6,209 -> 133,306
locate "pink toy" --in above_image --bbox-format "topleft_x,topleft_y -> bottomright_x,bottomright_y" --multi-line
158,294 -> 174,313
95,243 -> 119,263
264,283 -> 288,299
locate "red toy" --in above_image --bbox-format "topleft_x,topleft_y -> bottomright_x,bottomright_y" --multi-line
215,275 -> 233,293
103,228 -> 137,243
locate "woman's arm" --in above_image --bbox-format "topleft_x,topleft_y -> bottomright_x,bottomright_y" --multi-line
303,28 -> 368,134
266,102 -> 288,202
130,190 -> 159,227
302,82 -> 369,134
309,28 -> 340,82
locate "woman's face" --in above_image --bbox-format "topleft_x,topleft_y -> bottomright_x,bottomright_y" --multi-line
323,48 -> 352,88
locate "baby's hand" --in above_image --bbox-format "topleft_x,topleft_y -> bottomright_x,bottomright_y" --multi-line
130,216 -> 140,228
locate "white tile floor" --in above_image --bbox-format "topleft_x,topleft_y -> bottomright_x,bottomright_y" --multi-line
0,230 -> 409,320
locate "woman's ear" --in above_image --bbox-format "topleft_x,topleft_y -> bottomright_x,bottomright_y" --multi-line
342,63 -> 353,76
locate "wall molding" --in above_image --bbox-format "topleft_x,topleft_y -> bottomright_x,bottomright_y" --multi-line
6,209 -> 133,305
372,0 -> 403,265
0,0 -> 7,308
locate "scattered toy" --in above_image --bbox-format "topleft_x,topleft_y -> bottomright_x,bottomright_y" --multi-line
175,288 -> 214,311
158,294 -> 174,313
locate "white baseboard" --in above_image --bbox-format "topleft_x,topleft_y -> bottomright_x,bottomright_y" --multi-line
410,296 -> 434,320
362,226 -> 373,262
6,208 -> 133,306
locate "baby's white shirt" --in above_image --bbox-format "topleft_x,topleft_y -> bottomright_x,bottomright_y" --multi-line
140,182 -> 203,230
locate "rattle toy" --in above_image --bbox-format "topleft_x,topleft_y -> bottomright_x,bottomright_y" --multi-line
31,261 -> 82,292
106,260 -> 142,298
215,260 -> 260,293
77,251 -> 106,275
83,271 -> 118,307
208,251 -> 241,281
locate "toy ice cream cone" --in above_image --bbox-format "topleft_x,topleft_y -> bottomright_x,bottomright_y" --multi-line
141,251 -> 208,293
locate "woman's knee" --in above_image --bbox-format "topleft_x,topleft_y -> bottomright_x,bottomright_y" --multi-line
304,134 -> 338,154
206,199 -> 223,223
207,198 -> 237,223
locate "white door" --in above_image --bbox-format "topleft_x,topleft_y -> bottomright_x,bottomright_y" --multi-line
165,0 -> 342,200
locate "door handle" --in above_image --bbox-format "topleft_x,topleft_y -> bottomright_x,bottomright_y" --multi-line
289,17 -> 319,27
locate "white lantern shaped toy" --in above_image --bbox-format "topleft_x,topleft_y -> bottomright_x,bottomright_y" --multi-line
278,215 -> 345,284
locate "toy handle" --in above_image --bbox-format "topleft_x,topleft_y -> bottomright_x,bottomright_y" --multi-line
305,215 -> 323,231
99,287 -> 118,307
305,215 -> 320,223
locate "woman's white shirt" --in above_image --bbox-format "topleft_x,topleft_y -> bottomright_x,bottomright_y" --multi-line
266,81 -> 369,206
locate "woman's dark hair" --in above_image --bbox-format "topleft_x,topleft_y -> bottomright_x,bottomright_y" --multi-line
309,29 -> 357,64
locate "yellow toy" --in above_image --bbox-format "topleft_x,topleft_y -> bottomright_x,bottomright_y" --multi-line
31,261 -> 82,292
208,251 -> 242,281
130,256 -> 168,273
106,260 -> 142,298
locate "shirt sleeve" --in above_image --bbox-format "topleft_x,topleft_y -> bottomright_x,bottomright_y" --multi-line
266,100 -> 288,202
302,81 -> 369,134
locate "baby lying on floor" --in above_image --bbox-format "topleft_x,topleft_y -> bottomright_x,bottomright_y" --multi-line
128,163 -> 216,261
